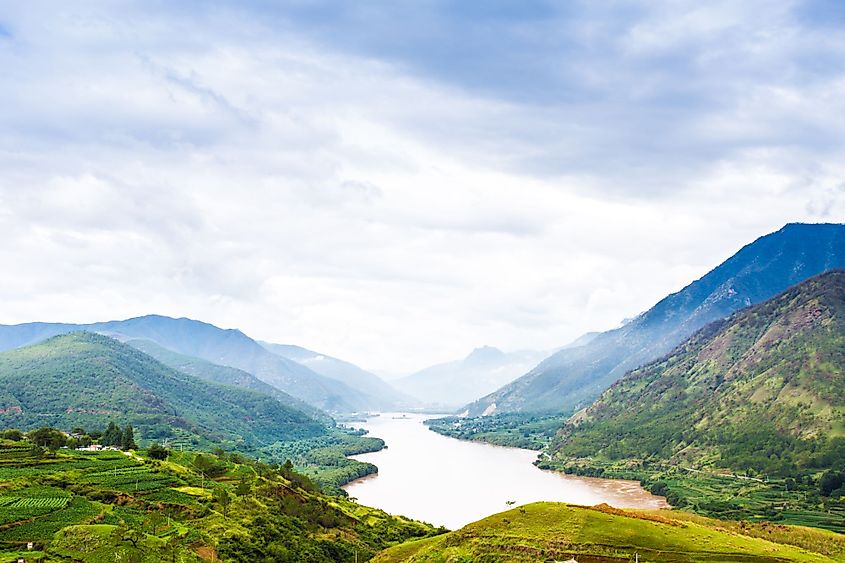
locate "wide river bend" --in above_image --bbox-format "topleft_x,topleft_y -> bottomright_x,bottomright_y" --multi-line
343,413 -> 667,529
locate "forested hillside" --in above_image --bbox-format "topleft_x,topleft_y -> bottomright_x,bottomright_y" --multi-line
0,333 -> 326,447
552,270 -> 845,475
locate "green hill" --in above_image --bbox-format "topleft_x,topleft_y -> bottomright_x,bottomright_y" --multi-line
376,502 -> 845,562
0,332 -> 326,447
126,338 -> 331,424
551,269 -> 845,477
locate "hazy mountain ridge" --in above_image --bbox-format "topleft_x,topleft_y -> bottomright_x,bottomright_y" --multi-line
551,269 -> 845,475
0,332 -> 326,445
260,341 -> 416,410
126,338 -> 331,423
0,315 -> 380,413
393,346 -> 552,408
465,223 -> 845,416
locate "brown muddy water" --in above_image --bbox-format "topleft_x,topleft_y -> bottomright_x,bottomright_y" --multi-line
343,413 -> 667,529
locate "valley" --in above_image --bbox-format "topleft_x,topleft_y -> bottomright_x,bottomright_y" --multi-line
342,413 -> 665,529
0,223 -> 844,561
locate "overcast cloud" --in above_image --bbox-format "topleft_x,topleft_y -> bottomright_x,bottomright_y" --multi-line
1,1 -> 844,373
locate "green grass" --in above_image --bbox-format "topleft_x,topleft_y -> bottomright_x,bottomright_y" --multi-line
376,502 -> 845,562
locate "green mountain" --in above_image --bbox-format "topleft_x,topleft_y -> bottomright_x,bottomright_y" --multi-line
260,341 -> 418,410
0,332 -> 326,446
126,338 -> 330,423
465,223 -> 845,416
0,315 -> 377,413
551,270 -> 845,476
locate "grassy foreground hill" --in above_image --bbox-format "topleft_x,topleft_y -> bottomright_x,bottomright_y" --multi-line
376,502 -> 845,562
0,438 -> 439,561
0,332 -> 325,448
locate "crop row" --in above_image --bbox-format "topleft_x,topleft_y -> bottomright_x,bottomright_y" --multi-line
0,497 -> 100,542
2,497 -> 69,509
84,465 -> 149,478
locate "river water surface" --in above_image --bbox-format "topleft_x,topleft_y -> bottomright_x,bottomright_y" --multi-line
343,413 -> 667,529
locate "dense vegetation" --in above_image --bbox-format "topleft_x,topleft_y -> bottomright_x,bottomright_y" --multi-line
376,502 -> 845,562
264,430 -> 385,495
546,270 -> 845,531
0,434 -> 441,561
425,412 -> 565,450
0,332 -> 327,448
127,338 -> 330,423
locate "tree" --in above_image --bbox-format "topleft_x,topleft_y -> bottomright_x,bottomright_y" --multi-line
28,427 -> 67,450
112,521 -> 143,549
235,477 -> 252,498
147,511 -> 165,535
214,487 -> 233,517
147,443 -> 169,460
192,453 -> 226,478
103,422 -> 122,446
121,425 -> 137,451
820,470 -> 845,497
0,429 -> 24,441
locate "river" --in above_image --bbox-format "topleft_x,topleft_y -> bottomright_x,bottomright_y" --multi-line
343,413 -> 667,529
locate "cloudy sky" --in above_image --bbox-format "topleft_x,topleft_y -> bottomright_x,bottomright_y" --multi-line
1,1 -> 844,374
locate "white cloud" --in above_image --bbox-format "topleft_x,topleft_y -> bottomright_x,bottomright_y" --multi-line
0,2 -> 844,373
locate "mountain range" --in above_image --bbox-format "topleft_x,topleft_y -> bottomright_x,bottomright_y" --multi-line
392,346 -> 551,408
0,315 -> 406,413
464,223 -> 845,416
260,342 -> 417,409
551,269 -> 845,476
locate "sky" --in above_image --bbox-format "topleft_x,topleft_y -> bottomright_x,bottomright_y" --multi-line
1,1 -> 844,374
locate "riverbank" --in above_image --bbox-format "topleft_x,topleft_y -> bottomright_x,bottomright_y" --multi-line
424,412 -> 565,450
540,457 -> 845,533
262,428 -> 387,495
342,413 -> 666,529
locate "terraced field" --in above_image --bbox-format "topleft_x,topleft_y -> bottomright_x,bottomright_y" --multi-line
0,441 -> 440,561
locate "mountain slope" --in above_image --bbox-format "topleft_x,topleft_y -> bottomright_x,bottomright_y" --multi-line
261,342 -> 417,409
394,346 -> 550,408
466,222 -> 845,415
0,332 -> 326,445
551,270 -> 845,476
126,338 -> 330,423
0,315 -> 375,413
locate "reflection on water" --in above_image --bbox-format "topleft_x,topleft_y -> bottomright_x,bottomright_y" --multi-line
343,413 -> 667,529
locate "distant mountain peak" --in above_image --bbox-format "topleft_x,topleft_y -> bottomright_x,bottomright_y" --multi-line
464,346 -> 506,363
